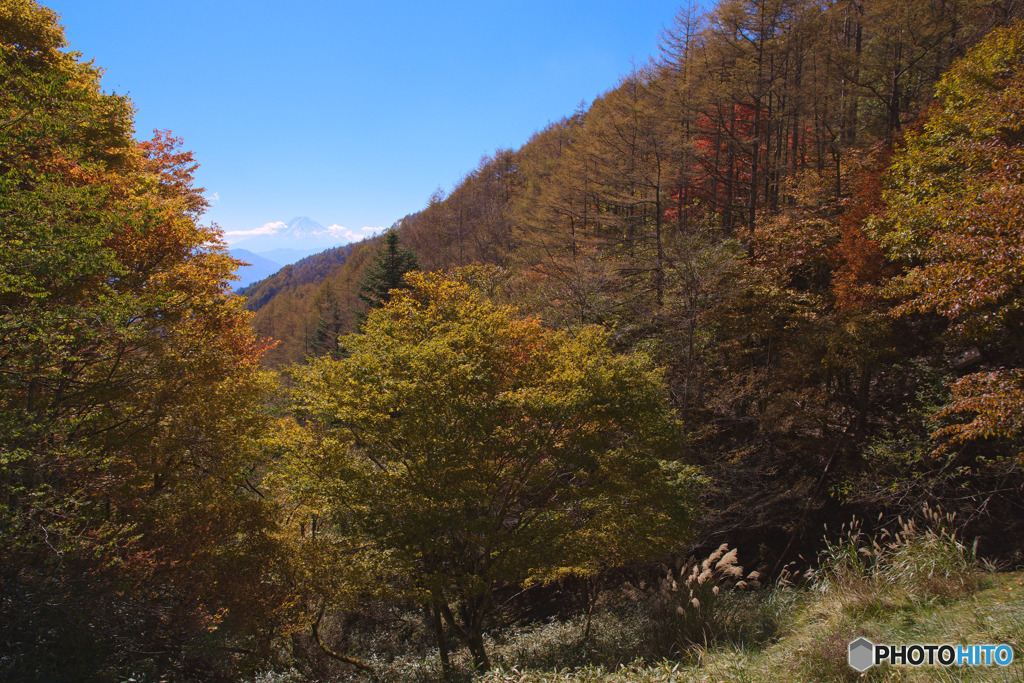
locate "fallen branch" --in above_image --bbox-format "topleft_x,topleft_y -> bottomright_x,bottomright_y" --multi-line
312,604 -> 376,677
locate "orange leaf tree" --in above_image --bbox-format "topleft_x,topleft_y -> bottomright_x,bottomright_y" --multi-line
0,2 -> 289,677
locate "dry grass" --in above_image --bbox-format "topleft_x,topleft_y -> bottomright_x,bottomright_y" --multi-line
476,572 -> 1024,682
474,507 -> 1020,683
251,508 -> 1021,682
809,504 -> 980,609
646,543 -> 767,653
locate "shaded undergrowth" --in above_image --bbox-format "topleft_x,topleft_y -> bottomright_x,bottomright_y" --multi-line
253,506 -> 1022,682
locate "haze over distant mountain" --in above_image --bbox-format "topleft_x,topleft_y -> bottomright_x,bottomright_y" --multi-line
255,247 -> 319,265
223,217 -> 380,264
228,249 -> 282,289
224,217 -> 383,291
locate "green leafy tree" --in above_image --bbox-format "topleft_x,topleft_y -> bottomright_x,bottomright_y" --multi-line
291,270 -> 695,672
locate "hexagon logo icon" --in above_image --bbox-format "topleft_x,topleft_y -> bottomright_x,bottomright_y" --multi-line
849,637 -> 875,672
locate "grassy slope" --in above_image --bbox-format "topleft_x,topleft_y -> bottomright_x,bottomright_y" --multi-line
478,572 -> 1024,683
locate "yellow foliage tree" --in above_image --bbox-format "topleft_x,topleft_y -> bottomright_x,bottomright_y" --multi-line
290,270 -> 696,672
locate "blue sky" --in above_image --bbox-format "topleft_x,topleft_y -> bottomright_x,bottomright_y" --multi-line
48,1 -> 690,248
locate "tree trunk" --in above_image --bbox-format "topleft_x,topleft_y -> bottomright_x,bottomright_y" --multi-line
467,629 -> 490,672
430,601 -> 452,679
440,598 -> 492,672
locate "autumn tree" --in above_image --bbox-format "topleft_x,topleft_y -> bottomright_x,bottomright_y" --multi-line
0,2 -> 288,676
509,116 -> 632,327
291,270 -> 695,672
574,71 -> 676,307
826,0 -> 992,142
870,23 -> 1024,456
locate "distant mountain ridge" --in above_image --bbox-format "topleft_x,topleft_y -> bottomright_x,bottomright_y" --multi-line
255,247 -> 316,264
227,216 -> 358,289
229,249 -> 282,289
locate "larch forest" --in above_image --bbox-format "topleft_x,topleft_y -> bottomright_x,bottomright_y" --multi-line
2,0 -> 1024,681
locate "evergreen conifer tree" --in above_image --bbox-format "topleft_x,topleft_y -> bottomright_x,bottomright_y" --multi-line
305,280 -> 345,358
356,230 -> 419,317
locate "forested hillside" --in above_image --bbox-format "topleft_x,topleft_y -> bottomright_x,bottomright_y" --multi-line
237,243 -> 363,365
4,0 -> 1024,680
256,0 -> 1024,564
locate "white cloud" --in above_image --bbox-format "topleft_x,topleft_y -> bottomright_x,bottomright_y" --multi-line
209,191 -> 221,203
221,221 -> 384,247
222,221 -> 286,244
324,224 -> 383,242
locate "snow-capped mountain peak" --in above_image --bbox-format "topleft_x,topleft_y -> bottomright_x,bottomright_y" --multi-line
223,216 -> 342,254
279,216 -> 328,239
